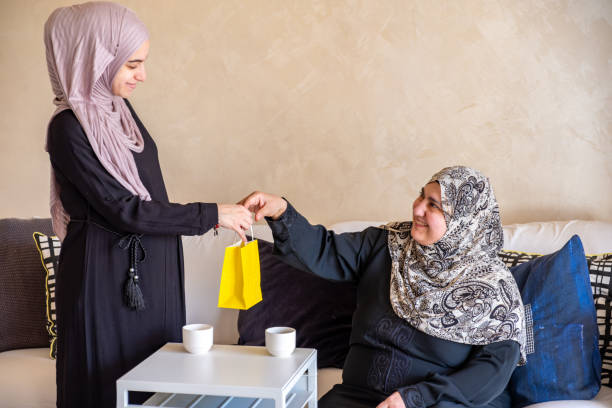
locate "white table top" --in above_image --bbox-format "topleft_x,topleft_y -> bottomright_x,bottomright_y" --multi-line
117,343 -> 317,396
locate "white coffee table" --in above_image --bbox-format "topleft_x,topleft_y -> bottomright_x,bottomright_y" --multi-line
116,343 -> 317,408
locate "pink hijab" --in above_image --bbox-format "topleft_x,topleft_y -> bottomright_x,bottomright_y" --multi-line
44,1 -> 151,241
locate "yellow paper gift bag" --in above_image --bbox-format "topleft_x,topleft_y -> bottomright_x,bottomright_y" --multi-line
217,230 -> 262,310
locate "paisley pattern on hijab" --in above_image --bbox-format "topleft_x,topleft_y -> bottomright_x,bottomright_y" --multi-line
385,166 -> 527,364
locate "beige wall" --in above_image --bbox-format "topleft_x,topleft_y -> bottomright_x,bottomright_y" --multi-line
1,0 -> 611,226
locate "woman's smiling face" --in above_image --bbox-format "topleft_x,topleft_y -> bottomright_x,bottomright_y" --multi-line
111,40 -> 149,98
411,182 -> 448,246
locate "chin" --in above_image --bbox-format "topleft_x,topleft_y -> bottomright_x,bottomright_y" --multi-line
411,230 -> 434,246
410,228 -> 424,243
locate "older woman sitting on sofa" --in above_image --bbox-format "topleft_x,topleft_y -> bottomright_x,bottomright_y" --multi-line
239,166 -> 527,408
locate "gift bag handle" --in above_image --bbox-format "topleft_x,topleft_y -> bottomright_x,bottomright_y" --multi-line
246,225 -> 255,242
232,225 -> 255,244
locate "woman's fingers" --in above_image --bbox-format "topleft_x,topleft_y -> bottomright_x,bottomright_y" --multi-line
255,204 -> 270,222
238,192 -> 271,220
236,226 -> 247,243
238,208 -> 252,242
376,392 -> 405,408
238,192 -> 263,213
238,205 -> 252,221
217,204 -> 253,239
236,191 -> 287,221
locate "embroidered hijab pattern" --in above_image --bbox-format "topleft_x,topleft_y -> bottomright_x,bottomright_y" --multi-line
386,166 -> 527,364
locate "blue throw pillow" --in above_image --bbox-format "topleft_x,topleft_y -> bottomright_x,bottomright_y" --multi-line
509,235 -> 601,406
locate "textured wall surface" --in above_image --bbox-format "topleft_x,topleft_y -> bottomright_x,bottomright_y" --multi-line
1,0 -> 611,225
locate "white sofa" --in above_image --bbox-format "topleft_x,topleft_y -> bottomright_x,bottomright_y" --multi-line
2,219 -> 612,407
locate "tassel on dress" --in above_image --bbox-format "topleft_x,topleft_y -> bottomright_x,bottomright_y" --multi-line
124,267 -> 145,311
118,233 -> 147,311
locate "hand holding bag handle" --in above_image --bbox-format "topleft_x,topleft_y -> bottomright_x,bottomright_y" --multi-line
229,225 -> 256,247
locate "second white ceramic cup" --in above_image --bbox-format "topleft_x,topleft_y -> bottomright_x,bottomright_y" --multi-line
182,324 -> 213,354
265,327 -> 296,357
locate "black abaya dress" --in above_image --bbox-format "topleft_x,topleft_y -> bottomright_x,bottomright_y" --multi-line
267,203 -> 521,408
46,101 -> 217,408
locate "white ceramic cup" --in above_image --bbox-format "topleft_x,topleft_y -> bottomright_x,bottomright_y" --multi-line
182,324 -> 213,354
265,327 -> 296,357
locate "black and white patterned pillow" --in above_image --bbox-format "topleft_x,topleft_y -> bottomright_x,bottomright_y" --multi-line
588,254 -> 612,297
499,251 -> 612,297
595,295 -> 612,387
499,250 -> 612,388
33,232 -> 61,359
498,250 -> 540,268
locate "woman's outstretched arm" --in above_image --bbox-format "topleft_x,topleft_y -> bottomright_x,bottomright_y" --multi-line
48,110 -> 251,238
239,191 -> 385,282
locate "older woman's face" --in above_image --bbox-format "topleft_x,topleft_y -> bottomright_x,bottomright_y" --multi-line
111,40 -> 149,98
411,182 -> 447,246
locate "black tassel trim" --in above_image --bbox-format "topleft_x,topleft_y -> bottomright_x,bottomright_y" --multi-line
118,234 -> 147,311
124,268 -> 145,311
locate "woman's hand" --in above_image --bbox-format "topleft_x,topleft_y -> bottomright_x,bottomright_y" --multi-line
377,392 -> 406,408
237,191 -> 287,222
217,204 -> 253,242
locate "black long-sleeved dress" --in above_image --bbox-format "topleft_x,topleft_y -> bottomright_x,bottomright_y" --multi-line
46,102 -> 218,408
267,203 -> 521,408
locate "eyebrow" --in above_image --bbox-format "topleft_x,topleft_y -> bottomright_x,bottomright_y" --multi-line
127,59 -> 144,63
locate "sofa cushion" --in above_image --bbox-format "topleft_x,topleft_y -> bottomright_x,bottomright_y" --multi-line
509,235 -> 601,406
500,250 -> 612,388
499,251 -> 612,298
588,254 -> 612,298
498,250 -> 541,268
0,348 -> 56,408
502,220 -> 612,255
237,239 -> 356,369
32,232 -> 61,359
524,386 -> 612,407
595,295 -> 612,388
0,218 -> 54,353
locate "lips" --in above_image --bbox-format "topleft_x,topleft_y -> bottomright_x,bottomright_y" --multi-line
413,221 -> 428,228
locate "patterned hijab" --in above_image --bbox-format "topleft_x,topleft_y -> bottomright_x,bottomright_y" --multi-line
385,166 -> 526,364
44,1 -> 151,241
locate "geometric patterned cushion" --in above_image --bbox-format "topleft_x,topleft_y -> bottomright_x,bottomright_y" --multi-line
595,295 -> 612,387
500,250 -> 612,298
588,254 -> 612,297
500,249 -> 612,389
498,250 -> 541,268
32,232 -> 61,359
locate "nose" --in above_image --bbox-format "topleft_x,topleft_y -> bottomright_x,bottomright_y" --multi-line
413,197 -> 426,216
135,64 -> 146,82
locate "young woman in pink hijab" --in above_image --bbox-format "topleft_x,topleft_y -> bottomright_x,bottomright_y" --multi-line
44,2 -> 251,406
